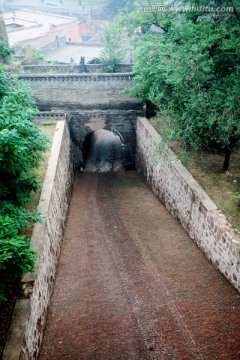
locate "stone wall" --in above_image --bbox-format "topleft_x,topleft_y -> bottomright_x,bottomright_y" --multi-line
3,121 -> 74,360
136,118 -> 240,293
40,35 -> 66,55
66,41 -> 103,47
22,64 -> 134,74
19,73 -> 143,171
19,73 -> 140,111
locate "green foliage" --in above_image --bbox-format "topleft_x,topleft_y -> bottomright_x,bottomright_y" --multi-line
121,0 -> 240,169
100,24 -> 126,72
22,46 -> 44,65
0,215 -> 37,303
32,48 -> 44,65
0,40 -> 15,64
231,192 -> 240,205
0,71 -> 48,204
0,69 -> 48,304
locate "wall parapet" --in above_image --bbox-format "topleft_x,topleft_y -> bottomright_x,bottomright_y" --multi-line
19,73 -> 134,82
18,73 -> 140,112
3,121 -> 74,360
22,64 -> 134,74
136,117 -> 240,293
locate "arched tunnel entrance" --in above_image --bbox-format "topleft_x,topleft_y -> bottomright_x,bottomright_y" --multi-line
82,129 -> 125,172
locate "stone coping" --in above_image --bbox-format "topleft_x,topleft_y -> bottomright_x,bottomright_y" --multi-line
19,73 -> 134,81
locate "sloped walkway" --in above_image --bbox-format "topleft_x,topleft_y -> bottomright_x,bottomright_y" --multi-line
39,172 -> 240,360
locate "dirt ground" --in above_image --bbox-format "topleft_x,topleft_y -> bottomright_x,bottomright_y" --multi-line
187,151 -> 240,234
149,117 -> 240,234
39,171 -> 240,359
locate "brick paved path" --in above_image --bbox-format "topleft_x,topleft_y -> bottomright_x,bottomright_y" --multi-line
39,172 -> 240,360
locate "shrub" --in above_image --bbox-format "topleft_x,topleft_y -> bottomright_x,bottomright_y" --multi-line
100,24 -> 126,72
0,216 -> 37,303
0,40 -> 15,64
0,68 -> 48,304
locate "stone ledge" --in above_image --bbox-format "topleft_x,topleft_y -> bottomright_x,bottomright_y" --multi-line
3,120 -> 74,359
3,300 -> 30,360
19,73 -> 134,82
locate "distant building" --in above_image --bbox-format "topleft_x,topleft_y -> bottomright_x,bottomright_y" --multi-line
4,9 -> 80,51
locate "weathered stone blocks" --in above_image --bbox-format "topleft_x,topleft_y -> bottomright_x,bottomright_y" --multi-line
136,117 -> 240,293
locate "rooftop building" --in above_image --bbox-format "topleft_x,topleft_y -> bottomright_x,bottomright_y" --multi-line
4,9 -> 80,48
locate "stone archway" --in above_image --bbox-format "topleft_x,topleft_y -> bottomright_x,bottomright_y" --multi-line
82,129 -> 124,172
66,111 -> 139,171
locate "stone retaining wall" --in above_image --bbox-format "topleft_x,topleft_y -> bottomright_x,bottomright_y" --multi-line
66,41 -> 103,47
3,121 -> 74,360
136,118 -> 240,292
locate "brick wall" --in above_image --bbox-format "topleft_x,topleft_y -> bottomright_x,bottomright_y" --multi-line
19,73 -> 141,111
67,109 -> 144,169
136,118 -> 240,293
3,121 -> 74,360
18,73 -> 143,171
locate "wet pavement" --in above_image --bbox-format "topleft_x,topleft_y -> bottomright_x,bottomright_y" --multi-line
39,172 -> 240,360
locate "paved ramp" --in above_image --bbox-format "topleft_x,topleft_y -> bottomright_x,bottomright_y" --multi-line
39,172 -> 240,359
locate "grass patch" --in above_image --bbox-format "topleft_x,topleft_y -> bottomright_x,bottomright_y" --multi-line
149,117 -> 240,234
24,122 -> 57,238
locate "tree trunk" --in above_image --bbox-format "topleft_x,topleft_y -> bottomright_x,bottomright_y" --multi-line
222,133 -> 240,171
0,10 -> 8,44
146,100 -> 157,119
223,148 -> 232,172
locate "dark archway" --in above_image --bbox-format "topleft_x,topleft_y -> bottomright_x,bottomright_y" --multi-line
82,129 -> 124,172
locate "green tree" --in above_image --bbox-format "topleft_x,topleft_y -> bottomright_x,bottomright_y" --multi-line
100,23 -> 126,72
0,10 -> 8,44
121,0 -> 240,170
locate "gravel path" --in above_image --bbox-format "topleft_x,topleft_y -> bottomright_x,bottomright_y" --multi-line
39,171 -> 240,359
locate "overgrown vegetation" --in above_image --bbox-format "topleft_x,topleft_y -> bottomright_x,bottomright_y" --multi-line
0,47 -> 48,303
21,46 -> 44,65
0,40 -> 15,64
119,0 -> 240,171
231,191 -> 240,206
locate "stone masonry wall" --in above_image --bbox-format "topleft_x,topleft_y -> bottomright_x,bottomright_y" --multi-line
3,121 -> 74,360
67,109 -> 144,169
19,74 -> 141,111
136,118 -> 240,293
